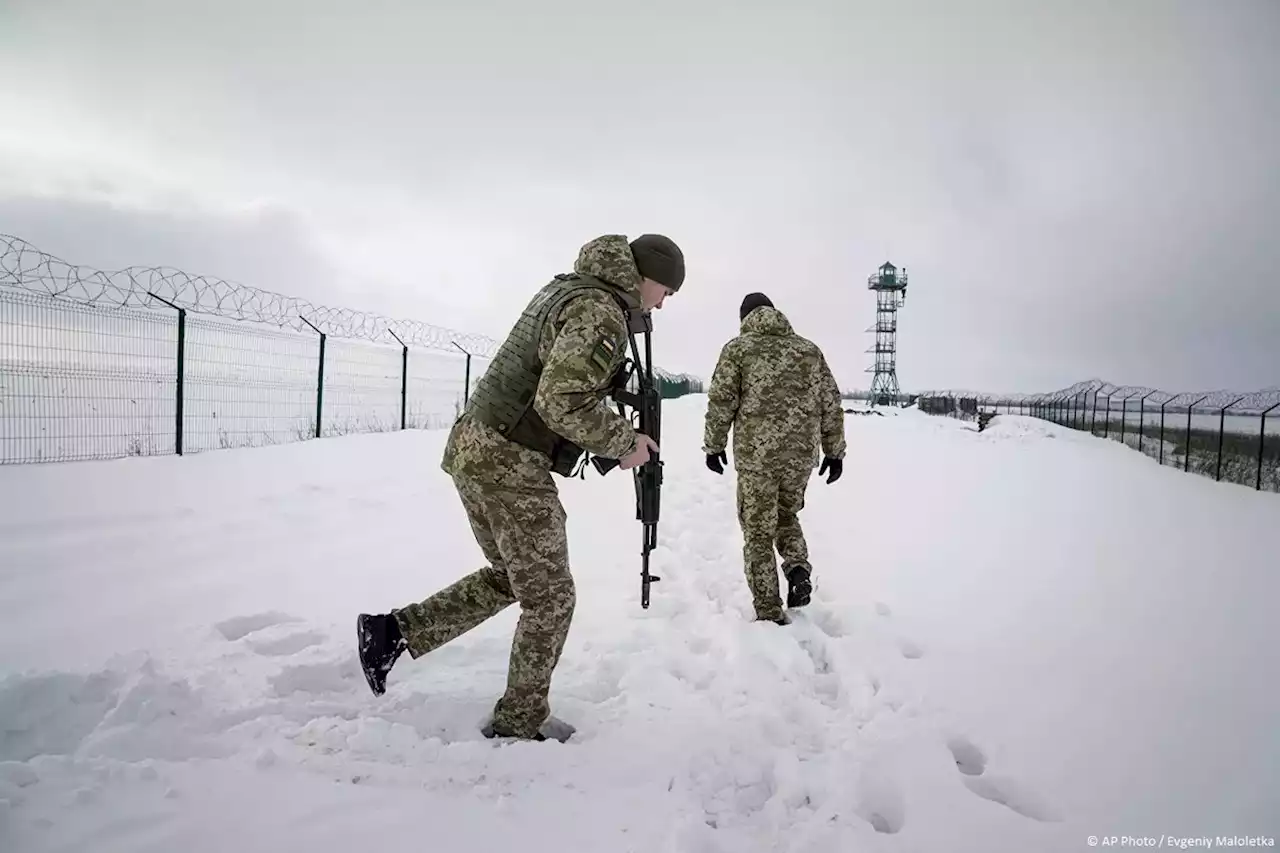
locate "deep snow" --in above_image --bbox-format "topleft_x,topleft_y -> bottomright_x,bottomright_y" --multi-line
1,397 -> 1277,852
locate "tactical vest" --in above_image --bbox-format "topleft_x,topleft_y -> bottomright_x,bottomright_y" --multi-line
465,273 -> 637,476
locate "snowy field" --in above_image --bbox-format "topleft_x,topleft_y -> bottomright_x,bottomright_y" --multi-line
1,398 -> 1278,852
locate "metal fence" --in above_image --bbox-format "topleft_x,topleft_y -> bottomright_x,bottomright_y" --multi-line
0,232 -> 704,466
916,379 -> 1280,494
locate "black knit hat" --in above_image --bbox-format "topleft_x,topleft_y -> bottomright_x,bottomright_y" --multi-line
740,292 -> 774,321
629,234 -> 685,290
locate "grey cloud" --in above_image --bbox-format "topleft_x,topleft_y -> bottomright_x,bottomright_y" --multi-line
0,0 -> 1277,395
0,194 -> 472,333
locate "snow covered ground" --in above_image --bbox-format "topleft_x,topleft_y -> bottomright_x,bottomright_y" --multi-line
1,397 -> 1277,852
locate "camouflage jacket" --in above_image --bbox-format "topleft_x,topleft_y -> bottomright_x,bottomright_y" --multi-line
702,306 -> 846,474
442,235 -> 642,491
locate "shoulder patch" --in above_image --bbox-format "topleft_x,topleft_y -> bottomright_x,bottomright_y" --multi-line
590,334 -> 618,371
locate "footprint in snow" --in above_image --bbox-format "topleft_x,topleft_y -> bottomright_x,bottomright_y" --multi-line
947,735 -> 987,776
247,630 -> 327,657
803,641 -> 833,675
943,734 -> 1062,822
805,607 -> 847,638
963,775 -> 1062,822
791,631 -> 842,708
898,638 -> 924,659
875,601 -> 892,617
269,658 -> 363,696
215,611 -> 303,642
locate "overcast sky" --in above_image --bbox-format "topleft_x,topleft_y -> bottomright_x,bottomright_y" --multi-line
1,0 -> 1277,395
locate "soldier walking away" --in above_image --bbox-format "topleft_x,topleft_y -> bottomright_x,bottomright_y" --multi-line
702,293 -> 846,625
355,233 -> 684,742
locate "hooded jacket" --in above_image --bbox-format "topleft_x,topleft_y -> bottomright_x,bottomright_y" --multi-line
702,305 -> 846,474
442,234 -> 643,489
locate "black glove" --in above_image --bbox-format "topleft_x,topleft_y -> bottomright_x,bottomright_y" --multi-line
706,450 -> 727,474
818,456 -> 842,484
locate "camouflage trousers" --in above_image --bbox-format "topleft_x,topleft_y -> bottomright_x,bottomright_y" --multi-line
391,473 -> 575,739
736,466 -> 812,620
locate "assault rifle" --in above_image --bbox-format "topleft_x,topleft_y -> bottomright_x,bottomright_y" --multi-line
590,309 -> 662,609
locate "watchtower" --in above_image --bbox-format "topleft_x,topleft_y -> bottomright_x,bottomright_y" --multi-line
865,261 -> 908,406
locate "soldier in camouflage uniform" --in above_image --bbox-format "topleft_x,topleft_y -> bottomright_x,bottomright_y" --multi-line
702,293 -> 846,625
354,233 -> 684,742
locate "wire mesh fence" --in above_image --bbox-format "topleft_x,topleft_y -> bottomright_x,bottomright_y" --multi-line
0,234 -> 496,465
0,288 -> 179,462
0,231 -> 707,466
916,379 -> 1280,494
183,315 -> 325,452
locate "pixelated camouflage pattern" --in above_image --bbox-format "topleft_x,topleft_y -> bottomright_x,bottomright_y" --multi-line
574,233 -> 644,294
703,305 -> 842,620
393,235 -> 651,740
737,467 -> 811,620
392,474 -> 574,739
702,305 -> 846,474
442,234 -> 646,485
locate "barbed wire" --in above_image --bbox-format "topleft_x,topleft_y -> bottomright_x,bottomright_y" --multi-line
0,232 -> 500,357
918,378 -> 1280,414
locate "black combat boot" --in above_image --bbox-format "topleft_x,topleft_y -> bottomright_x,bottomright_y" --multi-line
356,613 -> 407,696
785,565 -> 812,609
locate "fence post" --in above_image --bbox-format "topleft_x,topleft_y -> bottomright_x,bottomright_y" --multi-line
146,292 -> 186,456
1260,403 -> 1279,491
1159,398 -> 1172,465
1216,397 -> 1247,482
1091,392 -> 1100,435
451,341 -> 473,404
1118,390 -> 1137,445
1184,395 -> 1208,473
389,330 -> 408,430
300,317 -> 325,439
1137,391 -> 1157,454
